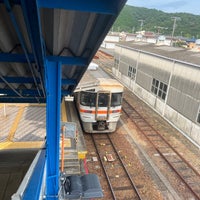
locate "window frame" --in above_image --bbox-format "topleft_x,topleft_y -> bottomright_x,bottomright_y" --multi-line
114,58 -> 119,68
151,78 -> 168,101
128,65 -> 136,80
111,92 -> 123,107
80,91 -> 96,107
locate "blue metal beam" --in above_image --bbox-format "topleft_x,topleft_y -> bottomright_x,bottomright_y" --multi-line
20,0 -> 46,98
45,60 -> 61,200
20,0 -> 45,69
3,0 -> 42,98
38,0 -> 119,14
0,88 -> 43,96
0,53 -> 35,63
0,76 -> 40,84
0,74 -> 23,97
0,76 -> 76,86
0,97 -> 46,103
47,56 -> 88,66
0,0 -> 118,15
0,88 -> 71,96
0,53 -> 88,66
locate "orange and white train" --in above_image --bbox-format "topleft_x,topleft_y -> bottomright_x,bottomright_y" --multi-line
74,66 -> 123,133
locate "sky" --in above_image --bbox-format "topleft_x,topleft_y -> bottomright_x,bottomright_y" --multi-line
126,0 -> 200,15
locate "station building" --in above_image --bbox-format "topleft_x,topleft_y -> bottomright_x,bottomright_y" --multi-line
112,42 -> 200,146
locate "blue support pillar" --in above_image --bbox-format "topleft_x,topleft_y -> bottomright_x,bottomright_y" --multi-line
45,60 -> 62,199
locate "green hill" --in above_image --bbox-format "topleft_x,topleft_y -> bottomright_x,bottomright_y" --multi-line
113,5 -> 200,38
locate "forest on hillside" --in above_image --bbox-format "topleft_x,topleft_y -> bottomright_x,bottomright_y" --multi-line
113,5 -> 200,38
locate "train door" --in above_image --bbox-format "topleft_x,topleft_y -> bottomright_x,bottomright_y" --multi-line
95,92 -> 111,121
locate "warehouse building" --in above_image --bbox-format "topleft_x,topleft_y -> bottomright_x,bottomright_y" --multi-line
113,42 -> 200,146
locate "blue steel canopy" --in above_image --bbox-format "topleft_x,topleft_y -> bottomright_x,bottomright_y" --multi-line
0,0 -> 126,103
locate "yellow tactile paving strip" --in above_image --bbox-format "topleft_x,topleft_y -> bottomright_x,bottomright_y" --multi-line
61,99 -> 67,122
0,141 -> 44,149
7,106 -> 25,141
0,103 -> 46,150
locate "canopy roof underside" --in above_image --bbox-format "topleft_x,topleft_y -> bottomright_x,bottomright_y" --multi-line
0,0 -> 126,103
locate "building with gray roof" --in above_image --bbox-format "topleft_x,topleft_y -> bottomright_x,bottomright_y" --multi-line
112,41 -> 200,146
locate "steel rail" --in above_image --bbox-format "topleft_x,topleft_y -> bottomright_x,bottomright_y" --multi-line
91,133 -> 142,200
122,99 -> 200,200
107,134 -> 143,200
91,134 -> 117,200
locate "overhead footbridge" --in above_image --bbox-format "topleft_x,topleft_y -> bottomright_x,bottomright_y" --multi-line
0,0 -> 126,199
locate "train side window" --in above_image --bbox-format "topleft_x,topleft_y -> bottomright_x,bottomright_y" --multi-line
111,93 -> 122,107
197,108 -> 200,124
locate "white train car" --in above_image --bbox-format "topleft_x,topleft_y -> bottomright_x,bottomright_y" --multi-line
74,66 -> 123,133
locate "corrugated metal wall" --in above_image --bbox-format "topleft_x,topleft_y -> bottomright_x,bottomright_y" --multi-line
115,45 -> 200,124
138,53 -> 171,83
168,63 -> 200,122
136,70 -> 152,91
119,59 -> 128,74
114,46 -> 121,69
167,88 -> 199,122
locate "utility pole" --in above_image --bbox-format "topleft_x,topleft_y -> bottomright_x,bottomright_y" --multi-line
132,26 -> 135,33
118,26 -> 120,33
154,26 -> 168,35
138,19 -> 145,31
171,17 -> 181,46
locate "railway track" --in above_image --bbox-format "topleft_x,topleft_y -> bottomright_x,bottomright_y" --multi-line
122,99 -> 200,200
94,50 -> 114,69
90,133 -> 143,200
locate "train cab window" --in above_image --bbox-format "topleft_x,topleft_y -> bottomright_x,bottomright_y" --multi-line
80,92 -> 96,107
111,93 -> 122,107
98,93 -> 109,107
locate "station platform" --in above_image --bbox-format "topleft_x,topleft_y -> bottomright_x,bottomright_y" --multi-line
63,100 -> 87,160
0,101 -> 88,199
0,102 -> 87,160
0,103 -> 46,150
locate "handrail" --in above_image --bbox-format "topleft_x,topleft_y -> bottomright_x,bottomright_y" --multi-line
12,148 -> 46,200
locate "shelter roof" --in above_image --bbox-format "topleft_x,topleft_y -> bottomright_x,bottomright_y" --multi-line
0,0 -> 126,103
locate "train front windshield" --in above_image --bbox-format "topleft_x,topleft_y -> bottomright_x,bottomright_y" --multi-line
98,93 -> 109,107
80,91 -> 122,107
80,92 -> 96,107
111,93 -> 122,107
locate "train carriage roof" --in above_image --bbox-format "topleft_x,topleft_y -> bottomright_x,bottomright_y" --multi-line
98,78 -> 124,92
